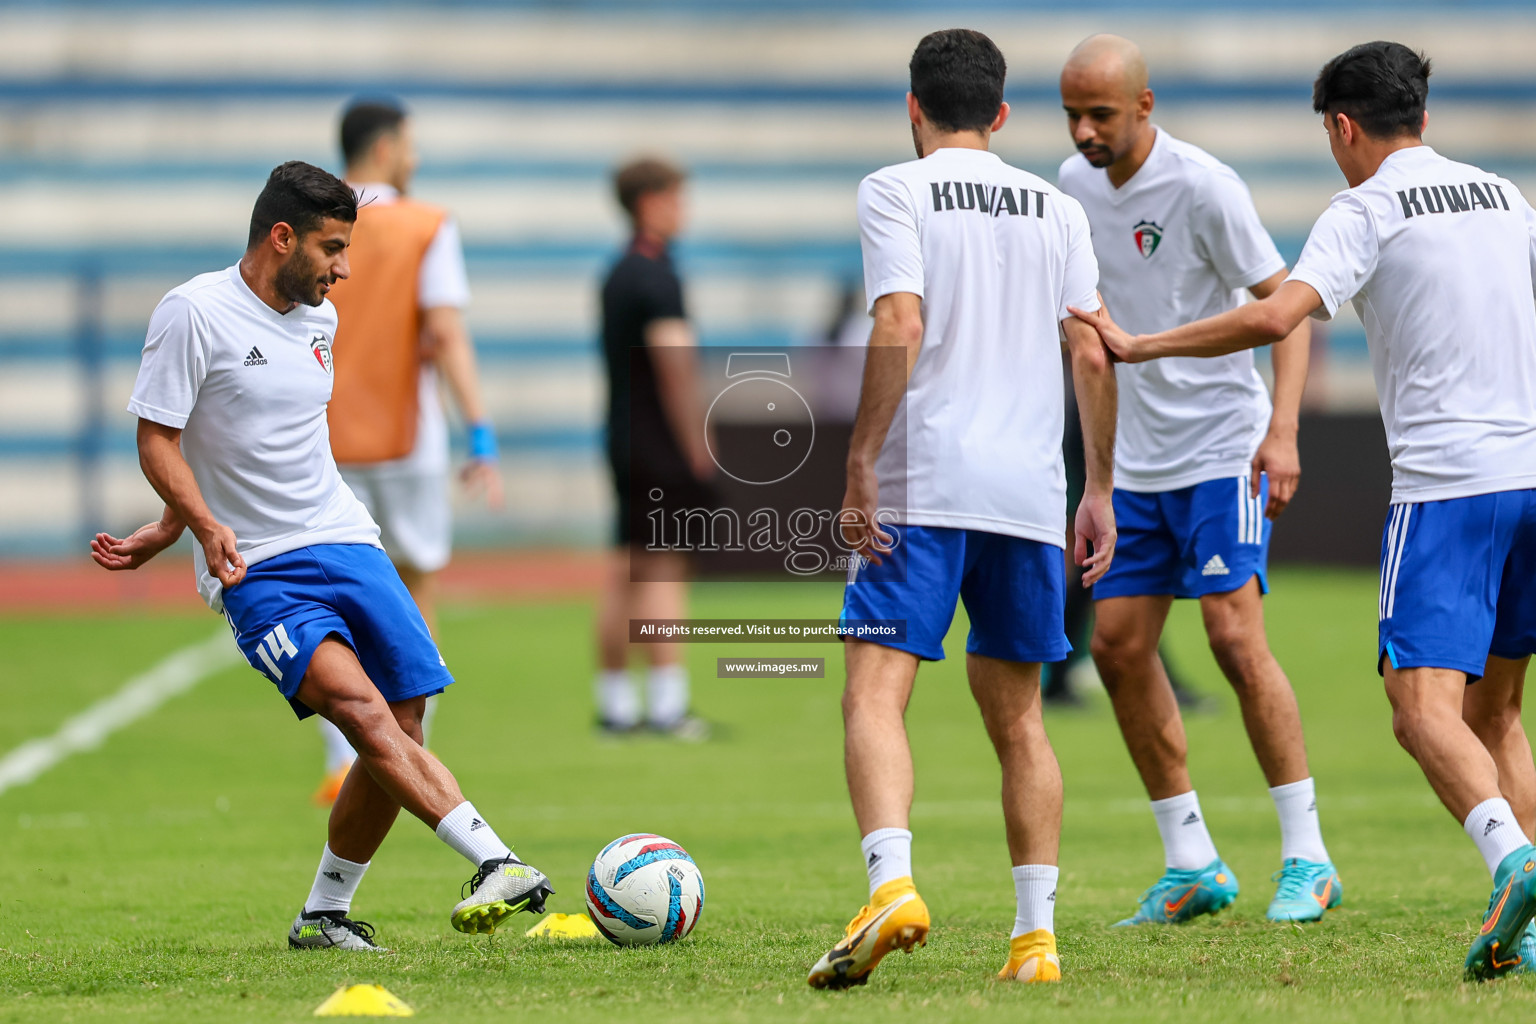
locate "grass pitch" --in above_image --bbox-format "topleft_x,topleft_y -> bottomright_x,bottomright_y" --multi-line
2,567 -> 1535,1022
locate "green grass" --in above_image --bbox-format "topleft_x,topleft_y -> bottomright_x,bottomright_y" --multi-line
2,568 -> 1534,1022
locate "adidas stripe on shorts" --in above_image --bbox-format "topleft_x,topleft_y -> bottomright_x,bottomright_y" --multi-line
1093,474 -> 1271,601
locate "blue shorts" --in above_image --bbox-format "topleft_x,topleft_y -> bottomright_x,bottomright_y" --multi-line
840,525 -> 1069,663
1094,475 -> 1271,601
1378,489 -> 1536,681
220,543 -> 454,719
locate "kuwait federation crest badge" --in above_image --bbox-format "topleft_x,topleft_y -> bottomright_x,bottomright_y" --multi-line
1133,220 -> 1164,258
310,334 -> 333,375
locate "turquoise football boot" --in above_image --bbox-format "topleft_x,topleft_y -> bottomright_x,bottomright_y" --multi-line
1466,845 -> 1536,981
1266,858 -> 1342,922
1515,922 -> 1536,975
1115,858 -> 1239,926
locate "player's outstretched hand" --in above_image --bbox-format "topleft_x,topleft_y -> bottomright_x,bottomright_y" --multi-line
1252,427 -> 1301,519
460,460 -> 506,511
839,466 -> 895,566
196,523 -> 246,589
1074,489 -> 1117,587
90,516 -> 184,571
1067,303 -> 1140,363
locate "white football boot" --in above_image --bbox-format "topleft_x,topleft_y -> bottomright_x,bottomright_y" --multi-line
287,910 -> 386,951
451,855 -> 555,934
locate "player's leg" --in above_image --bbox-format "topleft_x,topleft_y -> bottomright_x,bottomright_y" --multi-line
809,525 -> 958,990
844,638 -> 920,840
1463,656 -> 1534,839
1092,594 -> 1185,798
1380,493 -> 1536,978
1183,475 -> 1336,920
330,544 -> 554,934
290,695 -> 426,951
807,639 -> 929,990
297,641 -> 465,829
968,654 -> 1063,982
631,549 -> 702,736
955,531 -> 1067,980
594,546 -> 641,730
1199,580 -> 1308,786
1200,578 -> 1338,920
1090,488 -> 1235,925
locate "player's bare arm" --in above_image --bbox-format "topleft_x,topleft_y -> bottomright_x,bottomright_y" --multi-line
1062,315 -> 1116,586
840,291 -> 922,563
90,502 -> 185,571
1248,269 -> 1311,518
646,316 -> 714,482
1069,279 -> 1323,363
421,305 -> 505,510
133,418 -> 247,588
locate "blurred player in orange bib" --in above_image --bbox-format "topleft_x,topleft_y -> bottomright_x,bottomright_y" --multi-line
314,98 -> 503,804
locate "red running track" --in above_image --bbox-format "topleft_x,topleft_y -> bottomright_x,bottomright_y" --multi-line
0,549 -> 606,613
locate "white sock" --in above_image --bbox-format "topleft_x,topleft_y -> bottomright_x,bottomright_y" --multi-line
434,801 -> 514,867
1464,797 -> 1530,877
646,664 -> 690,726
420,694 -> 439,748
861,827 -> 912,896
318,717 -> 356,774
1151,791 -> 1220,871
303,844 -> 369,914
1270,777 -> 1330,863
596,669 -> 640,728
1011,864 -> 1059,937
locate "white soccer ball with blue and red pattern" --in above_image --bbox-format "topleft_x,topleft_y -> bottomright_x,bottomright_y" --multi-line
585,833 -> 704,946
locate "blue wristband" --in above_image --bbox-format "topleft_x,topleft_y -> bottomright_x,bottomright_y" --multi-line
467,422 -> 499,462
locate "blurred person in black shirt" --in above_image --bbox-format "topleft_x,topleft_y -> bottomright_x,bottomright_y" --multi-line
595,157 -> 715,738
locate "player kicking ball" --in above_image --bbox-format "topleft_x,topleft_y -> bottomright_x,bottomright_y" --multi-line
1057,35 -> 1340,926
91,161 -> 552,951
1071,42 -> 1536,980
808,29 -> 1118,989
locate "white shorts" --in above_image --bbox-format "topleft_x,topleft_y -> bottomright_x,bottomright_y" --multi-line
339,465 -> 452,574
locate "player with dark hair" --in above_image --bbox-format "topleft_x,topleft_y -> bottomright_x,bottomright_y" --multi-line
594,156 -> 713,738
91,161 -> 552,952
1058,34 -> 1339,927
808,28 -> 1117,989
1073,41 -> 1536,979
309,97 -> 504,805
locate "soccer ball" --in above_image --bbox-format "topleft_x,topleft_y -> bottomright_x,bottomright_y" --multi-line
585,833 -> 704,946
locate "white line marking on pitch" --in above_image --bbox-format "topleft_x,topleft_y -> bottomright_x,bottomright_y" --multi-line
0,631 -> 240,797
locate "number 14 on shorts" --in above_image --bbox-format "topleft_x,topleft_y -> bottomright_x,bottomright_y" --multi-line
255,623 -> 299,681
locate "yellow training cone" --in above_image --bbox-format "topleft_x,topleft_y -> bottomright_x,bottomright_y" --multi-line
524,912 -> 601,940
313,984 -> 415,1017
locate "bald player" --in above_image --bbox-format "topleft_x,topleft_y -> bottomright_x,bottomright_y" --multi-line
1057,35 -> 1340,926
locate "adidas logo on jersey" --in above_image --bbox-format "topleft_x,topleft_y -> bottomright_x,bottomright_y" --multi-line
1182,811 -> 1201,826
1201,554 -> 1230,577
243,346 -> 267,366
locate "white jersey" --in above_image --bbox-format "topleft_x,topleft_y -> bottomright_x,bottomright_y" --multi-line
349,182 -> 473,477
858,147 -> 1100,546
1059,129 -> 1285,492
1288,145 -> 1536,504
128,265 -> 381,610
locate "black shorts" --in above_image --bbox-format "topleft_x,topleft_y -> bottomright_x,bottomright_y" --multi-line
610,461 -> 719,547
